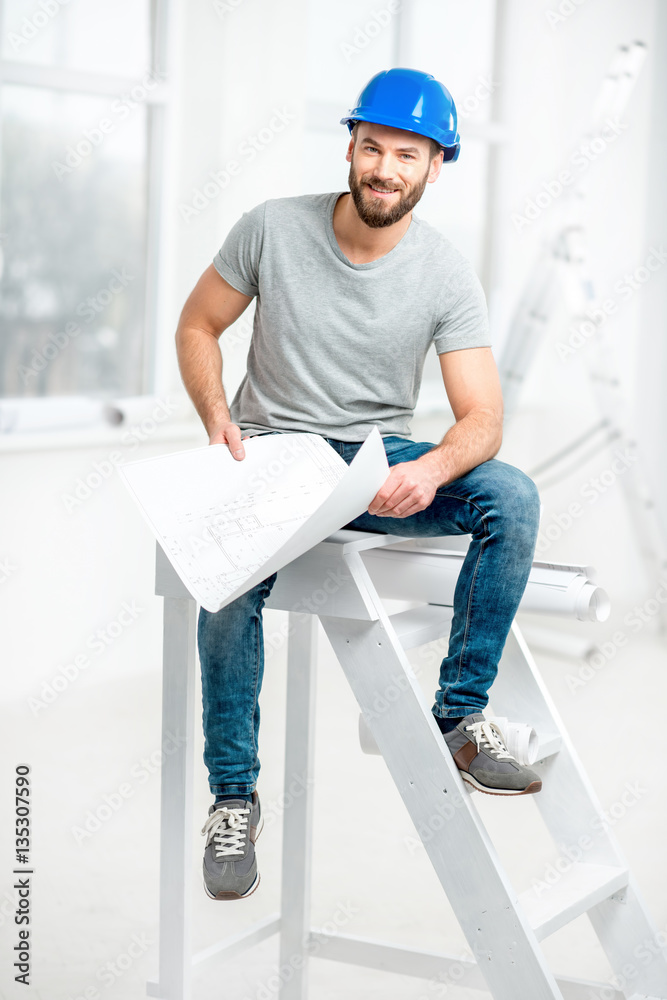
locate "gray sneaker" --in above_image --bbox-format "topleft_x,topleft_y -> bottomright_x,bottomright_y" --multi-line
201,791 -> 263,900
443,713 -> 542,796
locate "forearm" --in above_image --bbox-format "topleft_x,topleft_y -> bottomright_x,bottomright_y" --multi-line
421,408 -> 503,487
176,324 -> 231,436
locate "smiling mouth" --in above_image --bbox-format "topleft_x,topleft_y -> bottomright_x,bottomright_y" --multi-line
367,184 -> 399,197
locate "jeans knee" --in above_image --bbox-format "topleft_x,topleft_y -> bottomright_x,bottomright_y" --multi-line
492,464 -> 541,535
514,468 -> 540,509
509,470 -> 541,536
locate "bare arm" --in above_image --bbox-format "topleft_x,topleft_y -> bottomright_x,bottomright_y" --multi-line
175,264 -> 253,458
426,345 -> 503,483
368,346 -> 503,517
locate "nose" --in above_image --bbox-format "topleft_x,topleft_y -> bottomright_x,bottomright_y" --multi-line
373,152 -> 397,181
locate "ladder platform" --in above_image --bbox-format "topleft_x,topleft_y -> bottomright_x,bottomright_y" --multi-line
519,863 -> 629,941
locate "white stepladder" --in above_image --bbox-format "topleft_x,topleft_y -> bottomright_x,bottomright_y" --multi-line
147,530 -> 667,1000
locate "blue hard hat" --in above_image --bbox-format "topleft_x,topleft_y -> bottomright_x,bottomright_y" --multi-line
340,67 -> 460,162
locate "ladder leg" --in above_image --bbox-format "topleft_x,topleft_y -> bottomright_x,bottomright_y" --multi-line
589,876 -> 667,998
319,611 -> 564,1000
491,624 -> 667,996
279,614 -> 319,1000
491,624 -> 619,858
148,596 -> 197,1000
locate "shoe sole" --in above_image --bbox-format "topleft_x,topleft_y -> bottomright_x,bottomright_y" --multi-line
203,811 -> 265,901
461,772 -> 542,796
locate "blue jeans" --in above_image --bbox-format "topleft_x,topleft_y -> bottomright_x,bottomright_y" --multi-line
198,435 -> 540,797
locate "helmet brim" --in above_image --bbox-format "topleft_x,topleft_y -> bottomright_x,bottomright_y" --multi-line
340,110 -> 460,161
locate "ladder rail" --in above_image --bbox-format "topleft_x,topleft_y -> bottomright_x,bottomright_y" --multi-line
333,544 -> 667,997
318,549 -> 567,1000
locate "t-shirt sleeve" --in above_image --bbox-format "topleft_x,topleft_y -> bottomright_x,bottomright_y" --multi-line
212,201 -> 267,297
432,259 -> 492,354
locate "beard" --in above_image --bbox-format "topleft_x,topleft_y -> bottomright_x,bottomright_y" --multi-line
347,157 -> 430,229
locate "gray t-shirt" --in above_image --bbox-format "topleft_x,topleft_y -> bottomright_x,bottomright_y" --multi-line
213,191 -> 491,441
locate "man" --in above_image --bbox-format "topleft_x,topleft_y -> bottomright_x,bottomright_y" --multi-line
176,68 -> 542,902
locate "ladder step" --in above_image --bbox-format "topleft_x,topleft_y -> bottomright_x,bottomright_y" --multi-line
535,732 -> 562,760
388,604 -> 453,650
519,863 -> 629,941
383,606 -> 562,762
359,712 -> 561,763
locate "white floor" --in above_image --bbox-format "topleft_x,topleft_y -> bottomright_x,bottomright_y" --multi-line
2,614 -> 666,1000
1,411 -> 667,1000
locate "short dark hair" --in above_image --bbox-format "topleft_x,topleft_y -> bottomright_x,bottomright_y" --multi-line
351,121 -> 443,162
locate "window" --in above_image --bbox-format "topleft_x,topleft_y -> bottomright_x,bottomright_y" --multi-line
0,0 -> 170,401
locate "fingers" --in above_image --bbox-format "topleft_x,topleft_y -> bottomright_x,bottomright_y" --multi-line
370,498 -> 402,516
225,424 -> 246,460
368,467 -> 432,518
368,473 -> 402,515
209,422 -> 246,459
389,500 -> 425,518
369,493 -> 409,516
374,498 -> 425,518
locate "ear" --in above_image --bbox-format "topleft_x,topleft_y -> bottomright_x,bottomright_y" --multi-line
427,150 -> 444,184
345,137 -> 355,164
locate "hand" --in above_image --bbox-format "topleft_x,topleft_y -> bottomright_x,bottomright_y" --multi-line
208,420 -> 249,460
367,456 -> 443,518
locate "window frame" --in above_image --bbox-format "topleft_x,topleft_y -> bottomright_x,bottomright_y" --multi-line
0,0 -> 178,425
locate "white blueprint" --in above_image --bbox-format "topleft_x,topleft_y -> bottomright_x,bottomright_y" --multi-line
118,427 -> 389,612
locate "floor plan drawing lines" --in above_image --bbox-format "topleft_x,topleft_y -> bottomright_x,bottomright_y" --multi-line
119,428 -> 389,612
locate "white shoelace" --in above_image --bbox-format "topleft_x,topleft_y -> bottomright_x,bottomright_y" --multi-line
465,720 -> 515,761
201,805 -> 250,858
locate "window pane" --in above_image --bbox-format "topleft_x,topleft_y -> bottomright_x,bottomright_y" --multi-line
2,0 -> 150,78
0,84 -> 147,398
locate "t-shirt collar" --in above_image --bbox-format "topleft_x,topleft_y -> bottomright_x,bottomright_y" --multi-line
326,190 -> 417,269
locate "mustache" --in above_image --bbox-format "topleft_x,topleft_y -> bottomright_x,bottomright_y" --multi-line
362,178 -> 404,193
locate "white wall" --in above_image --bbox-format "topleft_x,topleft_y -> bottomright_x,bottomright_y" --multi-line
480,0 -> 662,617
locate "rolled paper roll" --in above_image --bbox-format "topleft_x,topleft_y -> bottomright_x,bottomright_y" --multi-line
361,545 -> 611,622
488,716 -> 539,766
